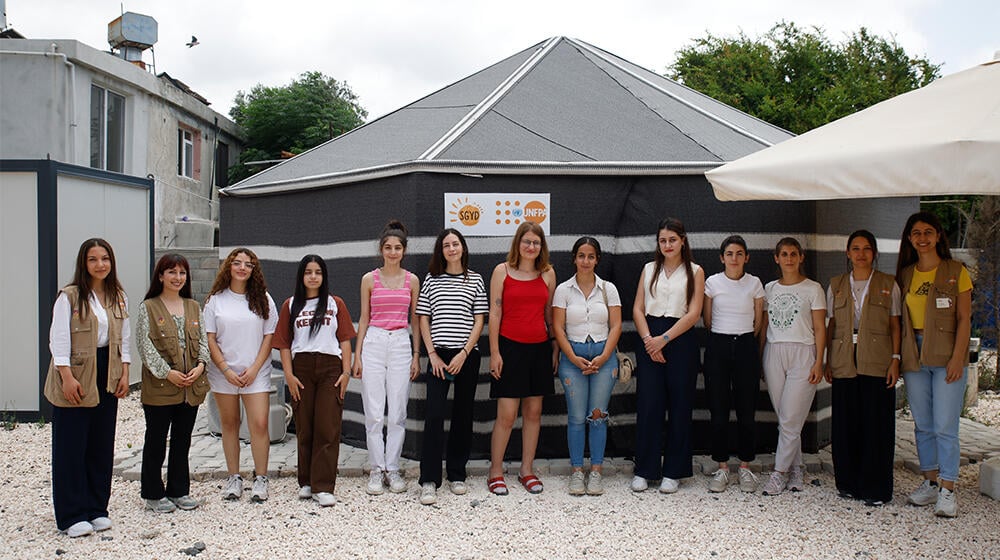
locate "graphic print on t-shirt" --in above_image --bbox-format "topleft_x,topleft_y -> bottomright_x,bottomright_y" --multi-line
914,281 -> 932,296
768,292 -> 802,331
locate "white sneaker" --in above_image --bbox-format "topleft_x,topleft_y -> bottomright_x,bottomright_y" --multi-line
449,480 -> 468,495
738,468 -> 759,493
568,470 -> 586,496
250,475 -> 269,502
586,471 -> 605,496
762,471 -> 789,496
908,479 -> 938,506
222,474 -> 243,500
420,482 -> 437,505
298,485 -> 312,499
708,469 -> 729,493
386,470 -> 407,493
659,477 -> 679,494
630,476 -> 648,492
313,492 -> 336,507
90,517 -> 112,532
788,466 -> 805,492
66,521 -> 94,538
934,487 -> 958,518
366,470 -> 385,495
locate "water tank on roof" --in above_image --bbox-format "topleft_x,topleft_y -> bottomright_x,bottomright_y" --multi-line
108,12 -> 157,49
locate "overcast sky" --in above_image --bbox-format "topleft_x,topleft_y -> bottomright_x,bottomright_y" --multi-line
5,0 -> 997,121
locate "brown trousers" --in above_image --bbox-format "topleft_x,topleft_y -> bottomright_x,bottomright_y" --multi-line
291,352 -> 345,493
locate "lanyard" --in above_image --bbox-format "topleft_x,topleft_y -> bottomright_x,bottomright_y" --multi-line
850,271 -> 873,327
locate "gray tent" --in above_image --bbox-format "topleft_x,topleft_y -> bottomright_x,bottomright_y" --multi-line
220,37 -> 915,459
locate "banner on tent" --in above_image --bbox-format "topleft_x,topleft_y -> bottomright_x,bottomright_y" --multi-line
444,193 -> 550,236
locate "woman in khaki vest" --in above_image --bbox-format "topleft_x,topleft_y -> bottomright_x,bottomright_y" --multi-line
45,238 -> 131,538
824,230 -> 901,506
896,212 -> 973,518
135,254 -> 210,513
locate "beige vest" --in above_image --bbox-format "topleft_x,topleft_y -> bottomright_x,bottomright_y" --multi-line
899,259 -> 968,372
44,286 -> 127,408
828,271 -> 896,378
140,297 -> 209,406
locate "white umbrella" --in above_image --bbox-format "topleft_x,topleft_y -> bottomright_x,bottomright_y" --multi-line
706,56 -> 1000,201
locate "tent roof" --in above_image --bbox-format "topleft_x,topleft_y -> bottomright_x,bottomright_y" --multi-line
223,37 -> 792,196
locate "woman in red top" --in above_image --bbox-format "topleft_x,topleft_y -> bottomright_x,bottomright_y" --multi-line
486,222 -> 557,495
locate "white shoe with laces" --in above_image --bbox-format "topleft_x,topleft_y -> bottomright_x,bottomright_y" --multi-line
762,471 -> 789,496
449,480 -> 468,495
586,471 -> 605,496
908,479 -> 939,506
386,470 -> 407,493
250,475 -> 269,502
367,469 -> 385,495
420,482 -> 437,505
738,468 -> 759,493
708,469 -> 729,493
222,474 -> 243,500
934,487 -> 958,518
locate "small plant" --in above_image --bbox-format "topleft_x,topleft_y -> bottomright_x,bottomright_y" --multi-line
1,410 -> 17,431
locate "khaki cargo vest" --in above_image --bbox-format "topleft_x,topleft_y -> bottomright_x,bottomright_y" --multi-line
828,271 -> 896,379
899,259 -> 968,372
140,297 -> 209,406
44,286 -> 127,408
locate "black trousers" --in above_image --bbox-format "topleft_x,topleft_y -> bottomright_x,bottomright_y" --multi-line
703,332 -> 759,463
141,401 -> 199,499
419,347 -> 480,486
634,317 -> 699,480
51,347 -> 118,530
831,375 -> 895,502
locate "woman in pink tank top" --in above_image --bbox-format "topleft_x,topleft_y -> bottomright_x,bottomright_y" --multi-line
486,222 -> 557,496
352,220 -> 421,495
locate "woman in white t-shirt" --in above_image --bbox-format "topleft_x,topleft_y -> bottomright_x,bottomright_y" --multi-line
761,237 -> 826,496
702,235 -> 765,493
273,255 -> 356,507
553,237 -> 622,496
204,248 -> 278,503
631,218 -> 705,495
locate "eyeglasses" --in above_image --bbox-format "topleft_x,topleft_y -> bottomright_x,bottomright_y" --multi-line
521,239 -> 542,248
232,260 -> 255,270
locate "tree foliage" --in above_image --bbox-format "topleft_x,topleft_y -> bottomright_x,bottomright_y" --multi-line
228,71 -> 367,183
669,22 -> 941,134
966,197 -> 1000,367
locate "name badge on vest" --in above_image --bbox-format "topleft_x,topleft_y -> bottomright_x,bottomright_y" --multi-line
852,332 -> 859,344
935,297 -> 952,309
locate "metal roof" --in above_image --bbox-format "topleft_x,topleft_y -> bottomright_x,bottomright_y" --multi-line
223,37 -> 793,196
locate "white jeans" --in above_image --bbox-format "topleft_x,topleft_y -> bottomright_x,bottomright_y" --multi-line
361,326 -> 413,472
763,342 -> 817,473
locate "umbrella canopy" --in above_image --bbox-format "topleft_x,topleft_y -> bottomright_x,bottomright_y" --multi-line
706,57 -> 1000,201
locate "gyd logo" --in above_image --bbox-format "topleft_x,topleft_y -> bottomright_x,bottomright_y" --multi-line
448,197 -> 483,226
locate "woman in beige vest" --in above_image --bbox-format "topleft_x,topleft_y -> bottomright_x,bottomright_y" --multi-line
824,230 -> 901,506
135,254 -> 210,513
45,238 -> 131,538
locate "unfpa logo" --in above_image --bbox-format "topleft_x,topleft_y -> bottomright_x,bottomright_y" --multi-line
448,197 -> 483,226
494,199 -> 547,225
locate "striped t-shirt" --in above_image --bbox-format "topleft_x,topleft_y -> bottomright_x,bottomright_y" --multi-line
369,268 -> 412,330
415,271 -> 489,349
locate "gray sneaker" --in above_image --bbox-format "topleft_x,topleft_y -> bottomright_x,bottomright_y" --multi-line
908,479 -> 938,506
250,475 -> 269,502
168,495 -> 199,511
934,487 -> 957,518
762,471 -> 789,496
568,470 -> 586,496
222,474 -> 243,500
145,497 -> 177,513
738,468 -> 759,493
586,471 -> 605,496
385,470 -> 407,493
788,466 -> 805,492
419,482 -> 437,505
708,469 -> 729,493
366,470 -> 385,495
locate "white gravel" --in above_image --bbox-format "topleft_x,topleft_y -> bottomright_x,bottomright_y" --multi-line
2,393 -> 999,559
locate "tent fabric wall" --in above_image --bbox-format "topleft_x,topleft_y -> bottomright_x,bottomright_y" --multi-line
219,172 -> 916,460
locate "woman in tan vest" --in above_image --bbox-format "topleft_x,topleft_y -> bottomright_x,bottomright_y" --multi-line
135,254 -> 210,513
824,230 -> 901,506
896,212 -> 973,518
45,238 -> 131,538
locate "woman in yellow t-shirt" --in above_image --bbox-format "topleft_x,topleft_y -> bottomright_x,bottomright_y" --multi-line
895,211 -> 973,518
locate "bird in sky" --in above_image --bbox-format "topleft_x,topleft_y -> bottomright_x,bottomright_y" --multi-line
186,35 -> 199,48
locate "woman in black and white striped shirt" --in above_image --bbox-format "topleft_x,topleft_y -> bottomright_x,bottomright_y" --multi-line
416,229 -> 489,505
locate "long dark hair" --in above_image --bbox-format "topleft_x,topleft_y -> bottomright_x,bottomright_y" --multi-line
207,248 -> 270,319
650,218 -> 695,305
846,229 -> 878,269
290,254 -> 329,339
896,211 -> 952,281
70,238 -> 126,320
144,253 -> 192,300
428,228 -> 469,278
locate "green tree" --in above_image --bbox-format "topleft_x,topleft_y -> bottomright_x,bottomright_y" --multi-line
228,71 -> 367,183
669,22 -> 940,134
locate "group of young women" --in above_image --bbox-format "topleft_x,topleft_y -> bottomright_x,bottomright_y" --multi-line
44,210 -> 974,536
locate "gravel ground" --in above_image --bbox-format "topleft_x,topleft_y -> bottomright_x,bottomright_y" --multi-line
3,393 -> 999,559
967,391 -> 1000,426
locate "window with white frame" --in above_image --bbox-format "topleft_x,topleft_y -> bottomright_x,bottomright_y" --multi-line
178,128 -> 195,178
89,85 -> 125,172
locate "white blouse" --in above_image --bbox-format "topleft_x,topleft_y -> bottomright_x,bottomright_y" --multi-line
642,261 -> 701,318
553,274 -> 621,343
49,291 -> 133,366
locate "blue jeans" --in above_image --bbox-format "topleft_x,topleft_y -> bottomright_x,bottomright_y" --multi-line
903,336 -> 968,482
558,339 -> 617,468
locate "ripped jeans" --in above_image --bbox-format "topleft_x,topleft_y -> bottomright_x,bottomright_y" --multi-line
558,339 -> 617,468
